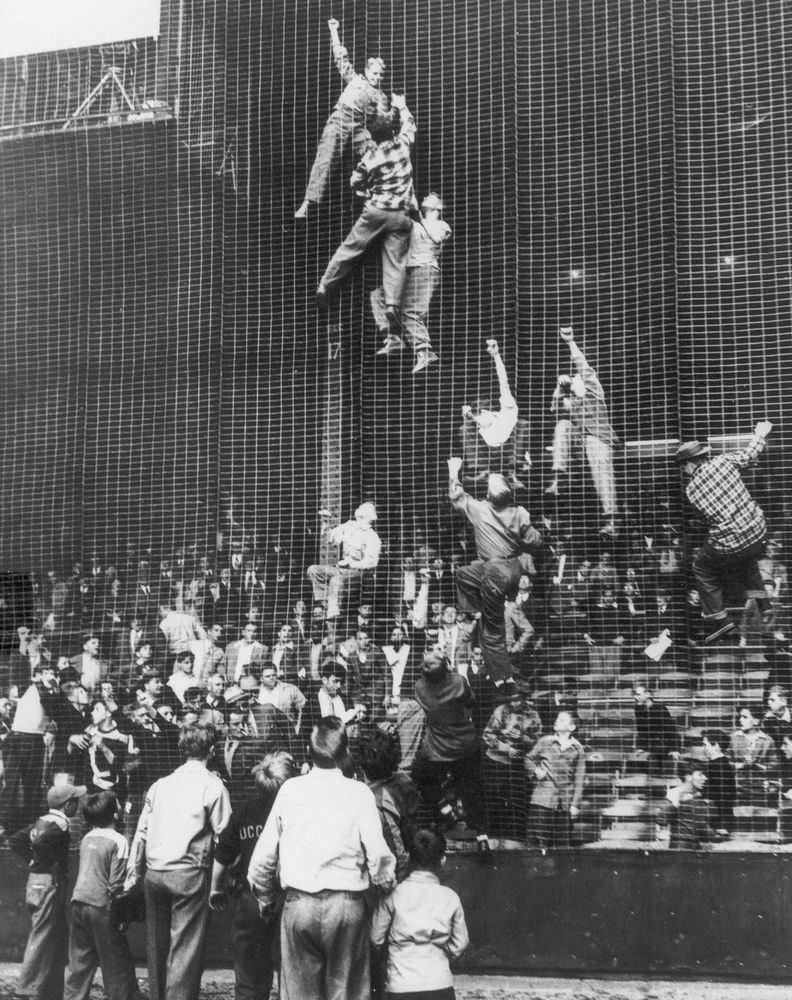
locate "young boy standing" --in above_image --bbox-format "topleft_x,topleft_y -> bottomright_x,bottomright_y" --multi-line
63,791 -> 140,1000
370,828 -> 469,1000
11,780 -> 86,1000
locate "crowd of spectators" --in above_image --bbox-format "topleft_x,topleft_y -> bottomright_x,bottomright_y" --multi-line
0,497 -> 790,851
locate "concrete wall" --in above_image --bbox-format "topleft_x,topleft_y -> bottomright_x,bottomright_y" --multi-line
2,848 -> 791,979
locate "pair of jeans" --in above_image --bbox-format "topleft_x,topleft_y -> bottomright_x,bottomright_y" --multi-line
455,557 -> 524,682
144,867 -> 210,1000
280,888 -> 369,1000
693,538 -> 767,621
370,266 -> 438,349
304,106 -> 373,204
551,420 -> 617,516
63,902 -> 139,1000
17,871 -> 68,999
320,204 -> 411,304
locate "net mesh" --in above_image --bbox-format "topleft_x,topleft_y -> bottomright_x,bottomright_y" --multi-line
0,0 -> 791,851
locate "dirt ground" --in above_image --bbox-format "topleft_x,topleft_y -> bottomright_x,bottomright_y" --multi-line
0,966 -> 789,999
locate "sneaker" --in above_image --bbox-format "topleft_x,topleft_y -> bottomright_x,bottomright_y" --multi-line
412,349 -> 438,374
704,621 -> 737,645
376,335 -> 405,356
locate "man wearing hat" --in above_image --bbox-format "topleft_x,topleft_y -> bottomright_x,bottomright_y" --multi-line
306,502 -> 381,621
675,420 -> 773,644
11,780 -> 86,999
370,191 -> 451,374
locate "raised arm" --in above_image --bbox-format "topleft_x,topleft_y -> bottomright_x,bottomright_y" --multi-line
447,456 -> 467,509
329,18 -> 355,84
730,420 -> 772,468
486,339 -> 515,409
559,326 -> 604,400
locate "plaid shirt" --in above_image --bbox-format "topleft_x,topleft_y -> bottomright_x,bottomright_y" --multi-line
685,434 -> 767,552
353,107 -> 416,211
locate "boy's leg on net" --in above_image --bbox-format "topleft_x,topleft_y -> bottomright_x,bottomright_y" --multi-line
400,267 -> 437,351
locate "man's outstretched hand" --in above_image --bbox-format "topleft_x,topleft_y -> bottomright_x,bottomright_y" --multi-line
559,326 -> 574,344
328,18 -> 340,31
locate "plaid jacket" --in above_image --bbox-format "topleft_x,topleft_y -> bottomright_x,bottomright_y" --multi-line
686,434 -> 767,552
353,108 -> 416,211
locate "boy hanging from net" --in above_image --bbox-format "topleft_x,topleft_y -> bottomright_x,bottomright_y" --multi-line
295,18 -> 390,219
459,339 -> 532,490
369,192 -> 451,374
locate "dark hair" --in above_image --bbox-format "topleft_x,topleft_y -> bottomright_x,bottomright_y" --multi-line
82,790 -> 117,827
310,717 -> 348,769
738,703 -> 763,722
320,659 -> 346,682
356,729 -> 400,781
408,827 -> 447,870
702,729 -> 728,748
178,723 -> 216,759
175,650 -> 195,664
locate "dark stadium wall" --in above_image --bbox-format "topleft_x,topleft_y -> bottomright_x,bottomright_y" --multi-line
1,0 -> 790,572
2,849 -> 792,978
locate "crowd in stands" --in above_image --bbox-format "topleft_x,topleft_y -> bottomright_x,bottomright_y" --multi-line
1,499 -> 790,852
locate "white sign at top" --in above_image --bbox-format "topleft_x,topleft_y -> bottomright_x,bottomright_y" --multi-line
0,0 -> 162,59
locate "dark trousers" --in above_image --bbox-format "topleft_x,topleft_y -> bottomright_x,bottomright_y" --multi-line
693,538 -> 766,621
387,990 -> 456,1000
320,204 -> 411,304
0,732 -> 47,833
64,902 -> 139,1000
481,756 -> 528,839
455,558 -> 524,682
280,888 -> 369,1000
412,751 -> 486,834
144,867 -> 209,1000
18,872 -> 68,999
527,804 -> 574,849
230,888 -> 278,1000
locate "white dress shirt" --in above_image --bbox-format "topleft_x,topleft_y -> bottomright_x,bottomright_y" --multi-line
248,766 -> 395,908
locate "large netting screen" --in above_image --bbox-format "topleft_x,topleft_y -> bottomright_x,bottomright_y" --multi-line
0,0 -> 791,853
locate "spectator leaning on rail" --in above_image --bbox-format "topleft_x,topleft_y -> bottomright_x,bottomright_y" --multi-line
674,420 -> 772,645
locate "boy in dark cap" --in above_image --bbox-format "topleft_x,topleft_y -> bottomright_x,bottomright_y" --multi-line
11,780 -> 86,999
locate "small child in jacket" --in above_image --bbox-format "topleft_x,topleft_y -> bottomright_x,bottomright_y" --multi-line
370,828 -> 469,1000
63,790 -> 140,1000
11,781 -> 86,1000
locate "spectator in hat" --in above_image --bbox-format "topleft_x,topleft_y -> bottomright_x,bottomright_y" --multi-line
306,503 -> 381,621
674,420 -> 773,644
369,192 -> 451,374
10,780 -> 86,999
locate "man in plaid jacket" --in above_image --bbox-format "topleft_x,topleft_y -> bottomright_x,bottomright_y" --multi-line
675,420 -> 773,644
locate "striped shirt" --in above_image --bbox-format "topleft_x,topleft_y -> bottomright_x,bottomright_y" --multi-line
686,434 -> 767,552
353,108 -> 416,211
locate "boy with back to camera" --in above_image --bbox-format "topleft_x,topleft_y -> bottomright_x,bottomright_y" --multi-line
63,790 -> 140,1000
370,827 -> 469,1000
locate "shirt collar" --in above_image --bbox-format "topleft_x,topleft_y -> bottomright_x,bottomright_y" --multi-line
405,869 -> 440,884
